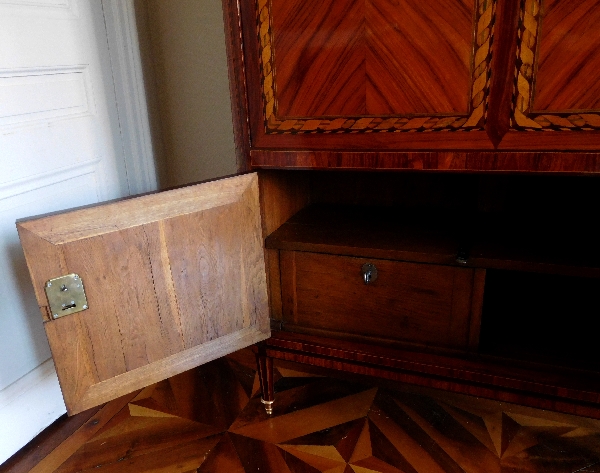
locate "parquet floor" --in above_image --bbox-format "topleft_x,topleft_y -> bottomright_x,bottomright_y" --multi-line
35,350 -> 600,472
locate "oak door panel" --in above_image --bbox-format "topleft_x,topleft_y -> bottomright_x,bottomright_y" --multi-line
17,174 -> 270,415
280,251 -> 475,349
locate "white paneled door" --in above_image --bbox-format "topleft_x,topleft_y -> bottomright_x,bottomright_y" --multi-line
0,0 -> 153,462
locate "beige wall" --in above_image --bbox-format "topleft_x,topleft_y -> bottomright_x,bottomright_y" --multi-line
135,0 -> 238,189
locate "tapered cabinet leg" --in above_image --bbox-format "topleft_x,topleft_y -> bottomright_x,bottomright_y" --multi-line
255,345 -> 274,415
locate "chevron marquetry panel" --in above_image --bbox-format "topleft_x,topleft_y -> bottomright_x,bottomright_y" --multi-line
365,0 -> 474,116
271,0 -> 366,118
43,349 -> 600,472
511,0 -> 600,131
257,0 -> 496,134
535,0 -> 600,112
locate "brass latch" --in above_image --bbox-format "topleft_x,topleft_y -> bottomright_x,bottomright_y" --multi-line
45,274 -> 89,320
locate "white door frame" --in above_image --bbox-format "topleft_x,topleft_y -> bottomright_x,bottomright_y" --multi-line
102,0 -> 157,195
0,0 -> 156,464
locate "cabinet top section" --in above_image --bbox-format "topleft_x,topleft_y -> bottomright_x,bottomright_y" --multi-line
223,0 -> 600,171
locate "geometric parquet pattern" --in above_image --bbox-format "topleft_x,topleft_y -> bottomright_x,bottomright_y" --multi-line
54,349 -> 600,473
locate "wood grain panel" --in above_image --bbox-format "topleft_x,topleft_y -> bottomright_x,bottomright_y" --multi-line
271,0 -> 366,117
255,0 -> 495,134
510,0 -> 600,135
250,149 -> 600,172
17,174 -> 270,415
280,251 -> 474,349
365,0 -> 473,115
61,225 -> 171,377
164,203 -> 256,348
258,170 -> 311,236
257,171 -> 311,323
18,176 -> 252,244
534,0 -> 600,112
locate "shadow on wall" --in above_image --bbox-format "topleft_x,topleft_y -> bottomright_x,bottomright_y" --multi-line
134,0 -> 239,189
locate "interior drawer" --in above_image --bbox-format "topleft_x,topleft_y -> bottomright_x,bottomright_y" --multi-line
279,251 -> 480,349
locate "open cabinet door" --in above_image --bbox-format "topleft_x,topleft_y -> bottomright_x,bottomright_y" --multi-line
17,173 -> 269,415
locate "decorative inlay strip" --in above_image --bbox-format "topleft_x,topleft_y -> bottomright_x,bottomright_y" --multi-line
511,0 -> 600,131
255,0 -> 496,134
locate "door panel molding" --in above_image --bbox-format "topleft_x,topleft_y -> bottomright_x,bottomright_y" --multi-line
0,158 -> 100,201
0,0 -> 70,7
0,0 -> 78,18
0,65 -> 92,127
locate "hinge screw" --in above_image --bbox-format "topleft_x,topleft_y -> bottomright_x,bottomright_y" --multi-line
46,282 -> 52,287
83,305 -> 88,310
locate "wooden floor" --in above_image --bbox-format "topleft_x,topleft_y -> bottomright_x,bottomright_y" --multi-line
7,349 -> 600,473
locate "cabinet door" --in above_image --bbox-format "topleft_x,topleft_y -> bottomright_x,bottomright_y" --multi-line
17,173 -> 269,415
500,0 -> 600,150
241,0 -> 497,153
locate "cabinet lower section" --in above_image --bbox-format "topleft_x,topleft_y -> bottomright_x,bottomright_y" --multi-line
259,331 -> 600,420
259,177 -> 600,419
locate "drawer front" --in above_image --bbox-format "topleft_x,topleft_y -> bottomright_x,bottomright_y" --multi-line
280,251 -> 476,349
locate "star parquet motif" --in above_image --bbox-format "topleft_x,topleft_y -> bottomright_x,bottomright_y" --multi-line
54,349 -> 600,473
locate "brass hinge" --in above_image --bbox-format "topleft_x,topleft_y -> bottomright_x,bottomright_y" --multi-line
45,274 -> 89,320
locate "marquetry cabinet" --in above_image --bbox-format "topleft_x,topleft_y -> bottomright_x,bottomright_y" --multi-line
239,0 -> 600,171
16,0 -> 600,420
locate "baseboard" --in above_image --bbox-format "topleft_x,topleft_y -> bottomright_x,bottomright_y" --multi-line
0,359 -> 66,465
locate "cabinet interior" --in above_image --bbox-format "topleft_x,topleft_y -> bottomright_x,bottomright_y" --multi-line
480,269 -> 600,371
261,170 -> 600,371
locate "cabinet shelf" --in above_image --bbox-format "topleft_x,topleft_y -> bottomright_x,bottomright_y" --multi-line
266,204 -> 600,277
266,204 -> 462,265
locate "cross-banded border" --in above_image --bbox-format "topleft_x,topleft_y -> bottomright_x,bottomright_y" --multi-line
255,0 -> 496,134
511,0 -> 600,131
